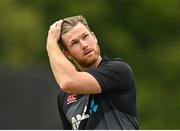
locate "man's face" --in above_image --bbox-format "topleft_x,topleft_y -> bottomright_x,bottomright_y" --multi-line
61,23 -> 100,68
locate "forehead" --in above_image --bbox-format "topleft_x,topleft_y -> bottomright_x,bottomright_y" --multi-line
61,23 -> 90,43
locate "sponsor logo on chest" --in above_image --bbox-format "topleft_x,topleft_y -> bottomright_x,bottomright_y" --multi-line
67,94 -> 77,104
71,106 -> 89,129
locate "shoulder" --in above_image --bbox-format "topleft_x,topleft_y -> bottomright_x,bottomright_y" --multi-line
87,57 -> 135,92
92,57 -> 133,75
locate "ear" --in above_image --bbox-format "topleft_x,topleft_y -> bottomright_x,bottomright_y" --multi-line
91,32 -> 98,43
63,50 -> 73,60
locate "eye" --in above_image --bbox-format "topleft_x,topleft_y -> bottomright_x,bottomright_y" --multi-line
83,34 -> 89,39
71,41 -> 78,46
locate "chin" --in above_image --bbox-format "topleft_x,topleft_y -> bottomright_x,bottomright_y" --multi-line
81,55 -> 99,67
73,51 -> 100,68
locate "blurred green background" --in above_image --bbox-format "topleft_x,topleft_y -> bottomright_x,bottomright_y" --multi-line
0,0 -> 180,129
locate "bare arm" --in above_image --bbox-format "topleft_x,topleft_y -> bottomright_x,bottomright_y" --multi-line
46,20 -> 101,94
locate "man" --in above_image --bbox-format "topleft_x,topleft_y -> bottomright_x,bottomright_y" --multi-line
46,15 -> 139,129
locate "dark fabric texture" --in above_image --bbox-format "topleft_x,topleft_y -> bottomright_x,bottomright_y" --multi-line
57,56 -> 139,129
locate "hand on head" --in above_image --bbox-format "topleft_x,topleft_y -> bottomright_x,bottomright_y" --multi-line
47,19 -> 63,47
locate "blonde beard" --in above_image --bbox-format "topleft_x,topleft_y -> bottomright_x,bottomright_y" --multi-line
71,45 -> 101,71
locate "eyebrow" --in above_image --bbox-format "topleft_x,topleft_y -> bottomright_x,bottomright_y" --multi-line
70,32 -> 88,44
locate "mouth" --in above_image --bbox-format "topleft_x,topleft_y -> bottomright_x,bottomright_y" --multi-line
84,50 -> 93,56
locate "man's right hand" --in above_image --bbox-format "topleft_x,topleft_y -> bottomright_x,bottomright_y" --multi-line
46,19 -> 63,49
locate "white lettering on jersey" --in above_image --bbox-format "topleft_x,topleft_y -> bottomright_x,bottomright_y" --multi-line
71,106 -> 89,129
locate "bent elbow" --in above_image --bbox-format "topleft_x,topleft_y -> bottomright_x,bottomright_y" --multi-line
59,80 -> 74,93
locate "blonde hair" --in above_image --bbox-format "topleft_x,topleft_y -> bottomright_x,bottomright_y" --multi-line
59,15 -> 91,50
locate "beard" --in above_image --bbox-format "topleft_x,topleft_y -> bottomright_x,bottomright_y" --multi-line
72,45 -> 101,70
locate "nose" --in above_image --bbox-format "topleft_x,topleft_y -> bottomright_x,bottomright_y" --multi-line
80,40 -> 88,49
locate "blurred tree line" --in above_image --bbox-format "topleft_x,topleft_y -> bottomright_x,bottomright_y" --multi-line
0,0 -> 180,129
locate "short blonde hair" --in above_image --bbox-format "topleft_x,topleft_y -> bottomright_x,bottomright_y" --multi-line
59,15 -> 91,50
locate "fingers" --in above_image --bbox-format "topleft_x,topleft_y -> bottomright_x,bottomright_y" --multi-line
47,19 -> 64,44
49,19 -> 63,30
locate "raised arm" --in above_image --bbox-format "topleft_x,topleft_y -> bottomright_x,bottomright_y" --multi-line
46,20 -> 101,94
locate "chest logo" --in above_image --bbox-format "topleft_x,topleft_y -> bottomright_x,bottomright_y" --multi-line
67,94 -> 77,104
89,99 -> 98,114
